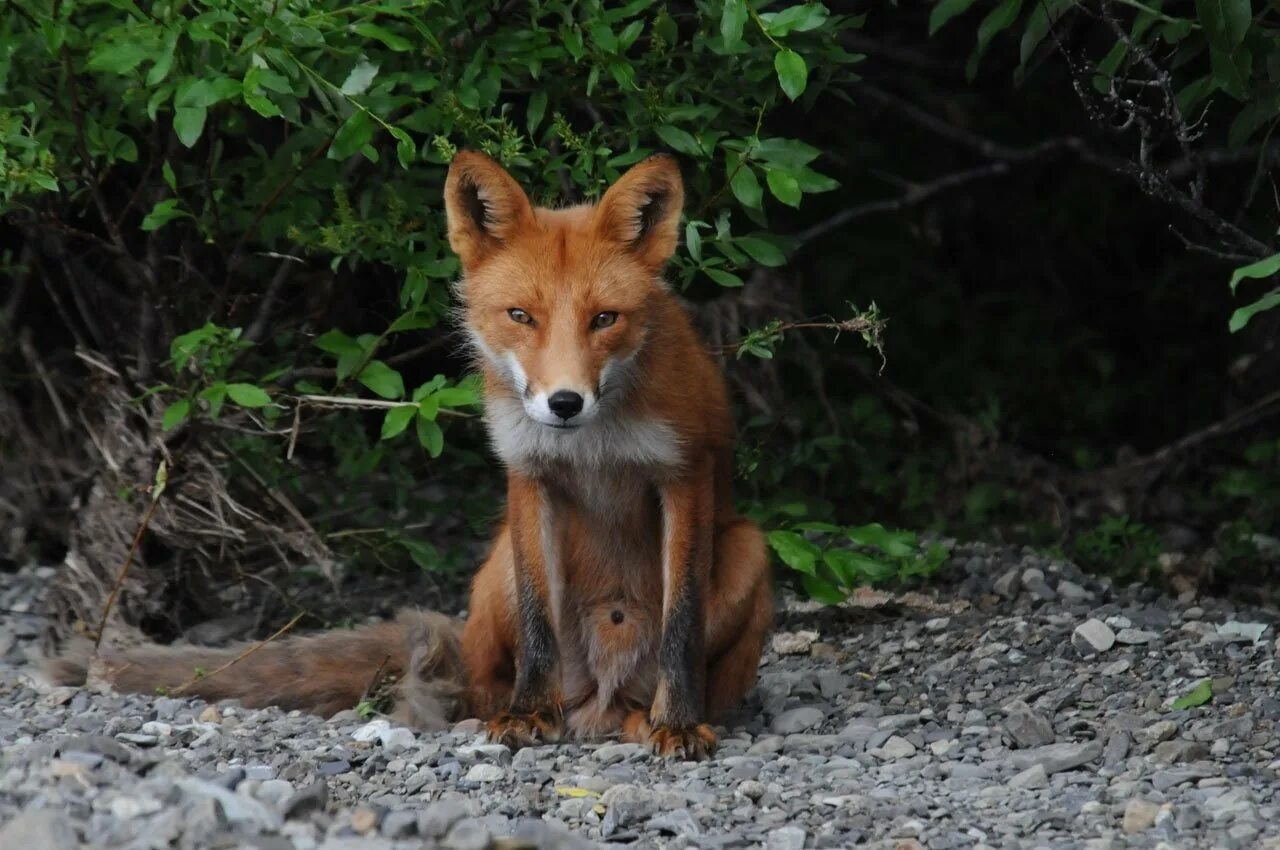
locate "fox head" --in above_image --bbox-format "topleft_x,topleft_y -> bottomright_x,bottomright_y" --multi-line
444,151 -> 683,435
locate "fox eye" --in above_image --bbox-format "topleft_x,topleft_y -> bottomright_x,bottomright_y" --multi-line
508,308 -> 534,325
591,311 -> 619,330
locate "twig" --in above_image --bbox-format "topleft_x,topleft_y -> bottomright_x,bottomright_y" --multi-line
92,462 -> 168,651
291,394 -> 473,417
793,161 -> 1014,247
169,610 -> 305,695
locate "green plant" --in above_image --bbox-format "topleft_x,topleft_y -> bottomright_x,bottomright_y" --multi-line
767,520 -> 949,602
1061,515 -> 1162,583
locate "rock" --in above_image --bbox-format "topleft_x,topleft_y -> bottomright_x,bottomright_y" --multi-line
648,808 -> 701,835
1057,580 -> 1092,601
419,800 -> 469,838
352,719 -> 391,742
771,631 -> 818,655
767,825 -> 807,850
1115,628 -> 1160,644
110,795 -> 163,819
1103,731 -> 1130,767
57,734 -> 133,763
1072,619 -> 1116,655
1008,740 -> 1103,774
870,735 -> 917,760
443,819 -> 491,850
1123,798 -> 1161,833
1152,740 -> 1209,764
318,760 -> 351,776
770,707 -> 825,734
282,781 -> 329,819
351,807 -> 379,833
993,569 -> 1021,599
378,726 -> 416,753
737,780 -> 767,801
1137,721 -> 1178,745
1008,764 -> 1048,789
381,809 -> 418,839
177,778 -> 282,832
198,705 -> 222,724
465,763 -> 505,782
593,743 -> 644,765
1003,700 -> 1055,748
924,617 -> 950,632
0,808 -> 78,850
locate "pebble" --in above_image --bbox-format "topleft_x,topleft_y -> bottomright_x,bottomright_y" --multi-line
1073,619 -> 1116,654
1123,798 -> 1162,833
770,706 -> 825,734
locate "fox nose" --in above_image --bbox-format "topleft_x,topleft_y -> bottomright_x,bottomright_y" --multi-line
547,390 -> 584,420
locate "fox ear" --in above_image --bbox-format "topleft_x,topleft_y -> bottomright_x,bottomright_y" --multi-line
444,151 -> 535,268
595,154 -> 684,268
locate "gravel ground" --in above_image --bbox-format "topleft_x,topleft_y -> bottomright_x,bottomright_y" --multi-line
3,544 -> 1280,850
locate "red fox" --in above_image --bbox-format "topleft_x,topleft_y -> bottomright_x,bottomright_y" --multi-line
47,152 -> 773,760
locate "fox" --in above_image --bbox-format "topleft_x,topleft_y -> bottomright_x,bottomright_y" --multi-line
46,151 -> 773,760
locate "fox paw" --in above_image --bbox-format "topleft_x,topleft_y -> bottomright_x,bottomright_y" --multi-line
486,707 -> 564,749
648,723 -> 717,761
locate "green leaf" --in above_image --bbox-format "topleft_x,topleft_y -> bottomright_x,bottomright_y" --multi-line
225,383 -> 271,408
381,405 -> 415,439
358,360 -> 405,399
390,127 -> 415,169
767,530 -> 820,575
1210,44 -> 1252,100
162,399 -> 190,431
762,4 -> 830,36
161,160 -> 177,191
244,91 -> 282,118
929,0 -> 980,35
1170,678 -> 1213,710
967,0 -> 1024,80
1230,287 -> 1280,333
1229,252 -> 1280,294
824,548 -> 897,584
173,106 -> 207,148
846,522 -> 917,558
387,307 -> 436,333
434,384 -> 481,407
416,414 -> 444,457
736,235 -> 787,267
730,162 -> 764,209
341,58 -> 379,96
147,31 -> 179,85
87,41 -> 151,75
685,222 -> 703,262
314,329 -> 363,356
655,124 -> 701,156
1195,0 -> 1252,50
766,169 -> 802,207
802,574 -> 847,604
756,137 -> 821,169
200,383 -> 227,418
353,22 -> 412,51
705,268 -> 744,287
774,49 -> 808,101
721,0 -> 748,47
330,111 -> 375,160
527,89 -> 548,133
140,198 -> 188,231
1019,0 -> 1074,67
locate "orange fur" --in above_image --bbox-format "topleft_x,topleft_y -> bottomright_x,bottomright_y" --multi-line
45,153 -> 772,761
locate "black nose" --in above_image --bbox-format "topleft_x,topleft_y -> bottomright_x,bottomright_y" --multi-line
547,390 -> 584,420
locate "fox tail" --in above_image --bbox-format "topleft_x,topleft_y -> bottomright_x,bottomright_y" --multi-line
43,609 -> 468,730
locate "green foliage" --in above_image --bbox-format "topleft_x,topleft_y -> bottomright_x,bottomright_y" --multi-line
1171,678 -> 1213,711
1061,516 -> 1163,583
766,518 -> 949,601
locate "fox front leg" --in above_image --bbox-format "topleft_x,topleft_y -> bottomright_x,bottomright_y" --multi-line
486,474 -> 565,748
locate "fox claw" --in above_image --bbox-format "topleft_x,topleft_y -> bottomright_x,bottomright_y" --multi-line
486,707 -> 564,749
648,723 -> 717,761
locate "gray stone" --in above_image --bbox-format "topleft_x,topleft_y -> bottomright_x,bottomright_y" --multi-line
442,820 -> 491,850
1115,628 -> 1161,644
0,808 -> 78,850
1003,700 -> 1054,748
1008,740 -> 1103,774
1072,619 -> 1115,654
465,763 -> 504,782
593,742 -> 644,765
1008,764 -> 1048,789
767,825 -> 807,850
381,809 -> 418,839
282,780 -> 329,819
649,808 -> 702,835
770,707 -> 825,734
419,800 -> 469,838
871,735 -> 916,760
1123,798 -> 1161,834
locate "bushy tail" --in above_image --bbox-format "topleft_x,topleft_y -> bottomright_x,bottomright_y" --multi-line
44,609 -> 468,730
